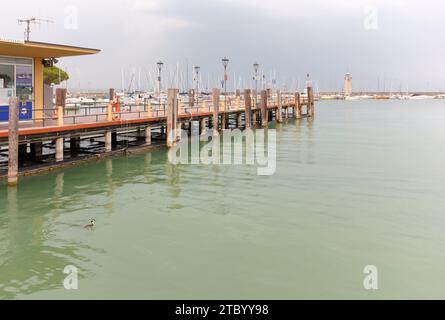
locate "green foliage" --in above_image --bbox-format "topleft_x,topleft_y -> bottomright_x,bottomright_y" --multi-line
43,66 -> 69,85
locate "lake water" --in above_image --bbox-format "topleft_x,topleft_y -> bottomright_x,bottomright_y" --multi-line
1,100 -> 445,299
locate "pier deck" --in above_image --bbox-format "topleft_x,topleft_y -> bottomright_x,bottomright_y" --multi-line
0,97 -> 304,144
0,89 -> 313,182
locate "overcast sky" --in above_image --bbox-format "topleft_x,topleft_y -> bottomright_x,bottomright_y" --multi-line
1,0 -> 444,92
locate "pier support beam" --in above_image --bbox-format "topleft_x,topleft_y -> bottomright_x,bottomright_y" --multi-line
70,137 -> 80,153
277,90 -> 283,123
7,97 -> 19,186
145,125 -> 152,145
105,131 -> 112,152
244,89 -> 252,129
295,92 -> 302,119
55,137 -> 64,162
112,132 -> 117,147
237,112 -> 243,128
212,88 -> 220,135
18,144 -> 27,161
166,88 -> 179,147
31,142 -> 43,162
200,118 -> 206,135
260,90 -> 268,127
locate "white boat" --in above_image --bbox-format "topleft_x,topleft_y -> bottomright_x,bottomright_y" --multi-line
408,94 -> 432,100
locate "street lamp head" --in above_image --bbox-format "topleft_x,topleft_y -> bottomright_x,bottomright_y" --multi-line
157,61 -> 164,72
194,65 -> 200,73
222,57 -> 229,68
253,62 -> 259,73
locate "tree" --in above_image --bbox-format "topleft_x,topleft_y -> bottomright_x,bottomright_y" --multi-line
43,66 -> 69,85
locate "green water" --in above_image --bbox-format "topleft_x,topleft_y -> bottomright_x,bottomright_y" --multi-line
1,100 -> 445,299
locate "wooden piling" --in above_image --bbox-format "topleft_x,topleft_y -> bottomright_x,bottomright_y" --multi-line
212,88 -> 220,135
307,86 -> 314,117
55,138 -> 64,162
200,118 -> 206,135
260,90 -> 268,127
167,88 -> 179,147
237,113 -> 243,128
244,89 -> 252,129
221,92 -> 227,129
55,88 -> 66,127
188,89 -> 195,108
105,131 -> 112,152
295,92 -> 302,119
145,125 -> 151,145
70,137 -> 80,153
55,89 -> 66,162
235,89 -> 241,110
277,90 -> 283,123
107,88 -> 114,121
7,97 -> 19,186
31,142 -> 43,162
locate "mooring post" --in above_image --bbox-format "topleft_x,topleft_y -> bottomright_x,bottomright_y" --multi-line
283,94 -> 290,119
244,89 -> 252,129
277,90 -> 283,123
56,88 -> 66,127
212,88 -> 220,135
145,125 -> 152,145
146,101 -> 153,118
188,89 -> 195,109
166,88 -> 179,147
55,89 -> 66,162
221,92 -> 227,130
7,97 -> 19,186
307,86 -> 314,117
260,90 -> 268,127
295,92 -> 302,119
105,88 -> 114,152
107,88 -> 115,121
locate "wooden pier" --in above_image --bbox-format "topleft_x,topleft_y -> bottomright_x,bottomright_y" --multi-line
0,87 -> 315,184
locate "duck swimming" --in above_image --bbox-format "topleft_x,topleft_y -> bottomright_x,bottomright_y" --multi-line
84,218 -> 96,230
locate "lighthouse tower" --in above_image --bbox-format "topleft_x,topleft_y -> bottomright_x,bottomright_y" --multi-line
343,73 -> 352,97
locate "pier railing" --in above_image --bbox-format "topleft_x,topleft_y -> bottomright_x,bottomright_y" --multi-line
0,90 -> 309,131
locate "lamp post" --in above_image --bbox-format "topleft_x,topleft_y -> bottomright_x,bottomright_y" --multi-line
157,61 -> 164,95
221,57 -> 229,127
194,65 -> 200,105
253,62 -> 259,93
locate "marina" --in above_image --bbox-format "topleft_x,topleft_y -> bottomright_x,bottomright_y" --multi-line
2,0 -> 445,306
0,40 -> 316,183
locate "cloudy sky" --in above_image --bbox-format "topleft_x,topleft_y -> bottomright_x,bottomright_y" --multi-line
1,0 -> 444,92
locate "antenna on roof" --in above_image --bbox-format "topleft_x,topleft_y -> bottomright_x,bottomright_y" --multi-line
18,17 -> 54,41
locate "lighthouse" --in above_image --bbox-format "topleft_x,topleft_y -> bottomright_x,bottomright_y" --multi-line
343,73 -> 353,97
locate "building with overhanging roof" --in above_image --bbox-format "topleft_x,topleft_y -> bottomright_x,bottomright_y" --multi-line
0,39 -> 100,122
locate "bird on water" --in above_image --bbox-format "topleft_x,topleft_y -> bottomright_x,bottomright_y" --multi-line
84,218 -> 96,230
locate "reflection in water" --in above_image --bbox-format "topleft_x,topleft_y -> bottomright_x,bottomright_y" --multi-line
0,171 -> 105,299
104,158 -> 114,213
3,101 -> 445,299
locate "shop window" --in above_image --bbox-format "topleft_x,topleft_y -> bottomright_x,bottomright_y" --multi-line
0,64 -> 15,106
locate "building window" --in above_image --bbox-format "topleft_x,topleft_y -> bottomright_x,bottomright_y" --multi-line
0,64 -> 15,105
